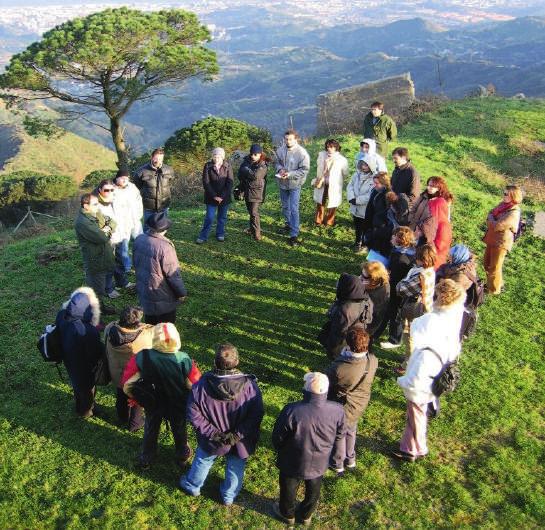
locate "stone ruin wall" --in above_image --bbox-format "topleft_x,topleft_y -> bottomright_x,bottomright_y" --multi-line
316,73 -> 416,136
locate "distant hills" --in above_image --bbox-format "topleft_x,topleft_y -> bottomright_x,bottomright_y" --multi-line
2,13 -> 545,152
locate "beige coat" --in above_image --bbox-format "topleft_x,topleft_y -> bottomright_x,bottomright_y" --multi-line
104,322 -> 154,387
312,151 -> 349,209
483,205 -> 520,252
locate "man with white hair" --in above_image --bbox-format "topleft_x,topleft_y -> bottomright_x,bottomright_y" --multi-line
196,147 -> 234,244
271,372 -> 345,526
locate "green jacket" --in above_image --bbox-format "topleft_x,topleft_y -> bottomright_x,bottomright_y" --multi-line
75,209 -> 115,274
362,112 -> 397,157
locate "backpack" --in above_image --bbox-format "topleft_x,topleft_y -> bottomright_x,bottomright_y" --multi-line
464,271 -> 485,310
513,216 -> 527,242
37,324 -> 63,364
428,348 -> 460,397
128,350 -> 158,411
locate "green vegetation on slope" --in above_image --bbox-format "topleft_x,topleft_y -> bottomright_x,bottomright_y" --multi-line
0,98 -> 544,529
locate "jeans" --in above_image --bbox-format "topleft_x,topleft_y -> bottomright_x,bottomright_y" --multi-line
198,202 -> 230,240
279,187 -> 301,237
141,405 -> 189,464
114,239 -> 131,288
279,473 -> 322,520
330,423 -> 357,469
143,208 -> 169,226
179,446 -> 247,504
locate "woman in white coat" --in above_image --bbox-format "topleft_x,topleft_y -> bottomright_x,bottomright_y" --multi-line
393,279 -> 466,462
311,139 -> 349,227
355,138 -> 387,173
346,154 -> 377,253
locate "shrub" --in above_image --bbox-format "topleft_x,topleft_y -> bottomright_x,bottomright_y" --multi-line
81,169 -> 117,190
0,172 -> 78,207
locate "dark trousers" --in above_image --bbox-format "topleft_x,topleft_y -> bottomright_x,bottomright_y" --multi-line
141,405 -> 189,463
374,295 -> 404,344
116,387 -> 144,432
279,472 -> 323,520
245,200 -> 261,237
353,216 -> 366,245
145,310 -> 177,325
74,386 -> 96,416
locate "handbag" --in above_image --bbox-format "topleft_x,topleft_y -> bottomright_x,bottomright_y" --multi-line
128,350 -> 157,411
428,348 -> 460,397
233,185 -> 244,201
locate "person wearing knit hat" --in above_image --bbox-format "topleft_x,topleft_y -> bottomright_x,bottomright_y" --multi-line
394,279 -> 465,462
271,372 -> 345,526
121,323 -> 201,469
196,147 -> 234,244
436,244 -> 479,293
237,144 -> 268,240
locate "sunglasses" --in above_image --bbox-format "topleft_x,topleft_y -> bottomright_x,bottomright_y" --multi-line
102,189 -> 115,193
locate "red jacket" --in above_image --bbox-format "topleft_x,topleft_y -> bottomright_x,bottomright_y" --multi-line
428,198 -> 452,270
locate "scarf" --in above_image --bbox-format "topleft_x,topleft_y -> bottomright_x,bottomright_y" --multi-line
491,201 -> 515,220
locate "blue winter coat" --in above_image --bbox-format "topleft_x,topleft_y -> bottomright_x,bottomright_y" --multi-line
55,292 -> 103,391
272,392 -> 345,480
187,371 -> 264,459
133,230 -> 187,316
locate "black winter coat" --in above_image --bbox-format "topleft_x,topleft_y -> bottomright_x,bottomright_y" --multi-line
202,161 -> 234,205
324,273 -> 372,358
364,188 -> 392,256
391,162 -> 421,208
133,163 -> 175,212
272,392 -> 345,480
237,156 -> 267,203
133,230 -> 187,316
367,283 -> 390,338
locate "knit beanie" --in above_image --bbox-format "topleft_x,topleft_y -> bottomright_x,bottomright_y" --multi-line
152,323 -> 181,353
250,144 -> 263,155
303,372 -> 329,395
449,244 -> 471,265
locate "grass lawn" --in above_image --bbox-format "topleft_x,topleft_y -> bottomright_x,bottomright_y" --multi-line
1,98 -> 545,529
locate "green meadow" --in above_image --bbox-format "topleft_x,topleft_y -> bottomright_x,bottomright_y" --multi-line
1,98 -> 544,528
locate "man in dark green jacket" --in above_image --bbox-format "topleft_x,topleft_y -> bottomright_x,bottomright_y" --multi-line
362,101 -> 397,158
74,193 -> 116,314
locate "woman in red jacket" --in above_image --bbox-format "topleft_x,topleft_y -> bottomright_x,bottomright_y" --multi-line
428,197 -> 452,270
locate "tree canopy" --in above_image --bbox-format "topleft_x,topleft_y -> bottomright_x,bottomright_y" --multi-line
0,8 -> 219,169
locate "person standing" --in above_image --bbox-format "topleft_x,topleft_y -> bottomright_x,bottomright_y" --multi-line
104,306 -> 153,431
327,326 -> 378,474
74,193 -> 116,314
275,129 -> 310,247
272,372 -> 345,526
122,323 -> 201,469
180,344 -> 264,505
133,211 -> 187,325
363,172 -> 392,259
355,138 -> 387,173
483,185 -> 522,294
362,102 -> 397,158
55,287 -> 103,418
393,279 -> 465,462
112,169 -> 144,287
311,139 -> 349,227
196,147 -> 234,244
391,147 -> 421,210
347,155 -> 377,254
133,147 -> 175,225
237,144 -> 268,241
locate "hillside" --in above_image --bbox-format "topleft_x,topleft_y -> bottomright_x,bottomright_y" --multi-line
0,98 -> 544,528
0,102 -> 117,182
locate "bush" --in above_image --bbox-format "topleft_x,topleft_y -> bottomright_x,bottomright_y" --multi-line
81,169 -> 117,190
0,172 -> 78,207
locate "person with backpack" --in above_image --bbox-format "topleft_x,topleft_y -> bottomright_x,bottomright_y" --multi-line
104,306 -> 154,431
319,273 -> 373,359
55,287 -> 103,418
271,372 -> 345,526
483,185 -> 523,295
393,279 -> 466,462
121,323 -> 201,469
179,343 -> 264,505
327,326 -> 378,475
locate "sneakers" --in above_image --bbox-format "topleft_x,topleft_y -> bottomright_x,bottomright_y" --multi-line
271,502 -> 295,527
288,237 -> 301,248
107,288 -> 121,299
380,340 -> 402,349
196,238 -> 205,244
345,461 -> 356,470
328,464 -> 345,477
124,282 -> 136,290
216,236 -> 225,242
391,450 -> 426,463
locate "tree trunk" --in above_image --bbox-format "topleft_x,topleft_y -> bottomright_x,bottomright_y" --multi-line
110,116 -> 129,171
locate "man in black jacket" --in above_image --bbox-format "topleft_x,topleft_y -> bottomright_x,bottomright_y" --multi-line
133,148 -> 175,224
391,147 -> 421,210
272,372 -> 345,526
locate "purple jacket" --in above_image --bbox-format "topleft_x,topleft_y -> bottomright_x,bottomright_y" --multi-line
187,370 -> 264,458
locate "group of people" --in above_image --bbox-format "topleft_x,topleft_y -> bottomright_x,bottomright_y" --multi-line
56,100 -> 524,526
